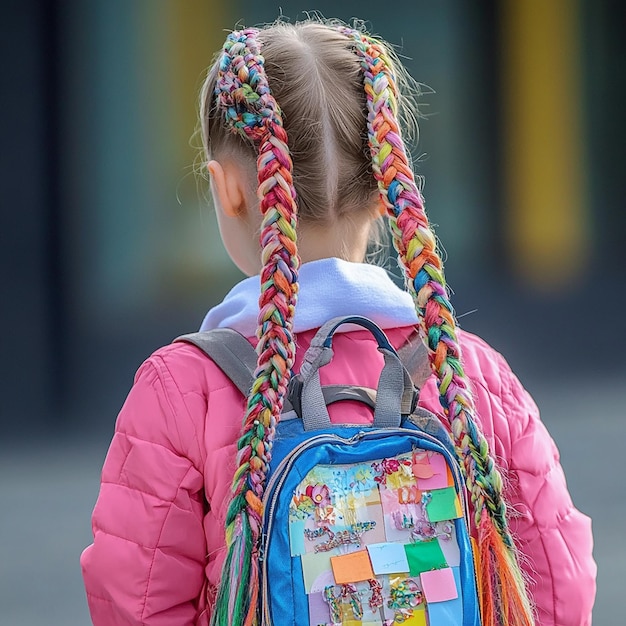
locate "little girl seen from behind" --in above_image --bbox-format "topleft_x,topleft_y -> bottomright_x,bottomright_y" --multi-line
81,18 -> 595,626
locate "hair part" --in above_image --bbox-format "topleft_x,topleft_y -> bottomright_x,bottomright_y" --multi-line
200,18 -> 421,227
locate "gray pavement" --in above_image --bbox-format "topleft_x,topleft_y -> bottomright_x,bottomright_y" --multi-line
0,377 -> 623,625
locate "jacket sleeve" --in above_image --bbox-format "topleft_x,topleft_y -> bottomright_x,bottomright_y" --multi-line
494,360 -> 596,626
81,354 -> 208,625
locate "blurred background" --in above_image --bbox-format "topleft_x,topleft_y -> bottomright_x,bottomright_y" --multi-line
1,0 -> 624,623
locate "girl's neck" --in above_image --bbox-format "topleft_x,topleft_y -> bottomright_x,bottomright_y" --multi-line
295,216 -> 373,264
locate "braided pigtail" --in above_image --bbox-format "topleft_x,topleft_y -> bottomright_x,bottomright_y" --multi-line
211,29 -> 299,626
340,28 -> 534,626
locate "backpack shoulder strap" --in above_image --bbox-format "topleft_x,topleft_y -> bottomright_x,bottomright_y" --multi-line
174,324 -> 432,411
175,329 -> 302,413
174,329 -> 256,398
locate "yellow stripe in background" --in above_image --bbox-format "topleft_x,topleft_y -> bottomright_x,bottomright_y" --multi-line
167,0 -> 229,171
501,0 -> 589,289
152,0 -> 236,288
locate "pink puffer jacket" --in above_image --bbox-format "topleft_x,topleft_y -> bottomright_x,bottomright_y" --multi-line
81,326 -> 595,625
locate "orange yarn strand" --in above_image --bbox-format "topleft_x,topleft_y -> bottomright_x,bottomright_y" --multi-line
478,510 -> 533,626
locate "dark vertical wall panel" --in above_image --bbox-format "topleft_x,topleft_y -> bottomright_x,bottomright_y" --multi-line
583,0 -> 626,270
0,1 -> 60,433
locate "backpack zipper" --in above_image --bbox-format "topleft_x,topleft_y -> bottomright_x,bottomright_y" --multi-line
260,428 -> 468,625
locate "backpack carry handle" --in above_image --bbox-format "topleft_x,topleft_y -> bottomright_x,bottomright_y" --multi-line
297,316 -> 417,430
317,316 -> 396,351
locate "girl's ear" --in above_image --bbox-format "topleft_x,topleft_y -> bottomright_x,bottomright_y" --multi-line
207,159 -> 246,218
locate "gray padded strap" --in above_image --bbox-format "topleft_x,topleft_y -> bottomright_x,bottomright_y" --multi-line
299,345 -> 334,430
373,348 -> 407,427
323,385 -> 377,408
290,385 -> 381,417
175,324 -> 430,424
286,383 -> 378,418
174,329 -> 256,398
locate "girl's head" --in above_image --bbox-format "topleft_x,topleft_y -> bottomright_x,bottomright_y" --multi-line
199,20 -> 418,274
201,18 -> 534,626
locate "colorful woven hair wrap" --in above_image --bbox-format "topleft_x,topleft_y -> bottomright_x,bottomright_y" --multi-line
211,28 -> 300,626
339,27 -> 535,626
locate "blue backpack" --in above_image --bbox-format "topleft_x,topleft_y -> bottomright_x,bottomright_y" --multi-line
177,316 -> 481,626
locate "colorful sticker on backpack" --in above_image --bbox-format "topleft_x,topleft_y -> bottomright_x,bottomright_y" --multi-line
289,450 -> 464,626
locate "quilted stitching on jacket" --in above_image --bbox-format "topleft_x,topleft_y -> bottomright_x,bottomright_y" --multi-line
82,329 -> 595,625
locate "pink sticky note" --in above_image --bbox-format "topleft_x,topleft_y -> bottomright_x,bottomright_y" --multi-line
416,452 -> 449,490
412,451 -> 435,479
420,567 -> 458,603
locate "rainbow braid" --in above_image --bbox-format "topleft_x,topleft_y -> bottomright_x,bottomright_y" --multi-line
211,29 -> 299,626
340,28 -> 535,626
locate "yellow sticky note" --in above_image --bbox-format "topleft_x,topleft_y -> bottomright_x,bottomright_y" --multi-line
341,598 -> 360,623
394,607 -> 427,625
387,468 -> 415,489
387,471 -> 400,489
330,550 -> 375,584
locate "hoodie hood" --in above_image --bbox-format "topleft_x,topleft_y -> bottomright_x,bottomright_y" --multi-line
200,257 -> 419,336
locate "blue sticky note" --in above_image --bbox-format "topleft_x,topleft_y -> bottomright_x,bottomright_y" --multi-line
289,520 -> 306,556
367,542 -> 410,574
425,567 -> 463,626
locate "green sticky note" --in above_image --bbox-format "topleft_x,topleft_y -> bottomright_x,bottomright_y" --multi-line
426,487 -> 462,522
404,540 -> 447,575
